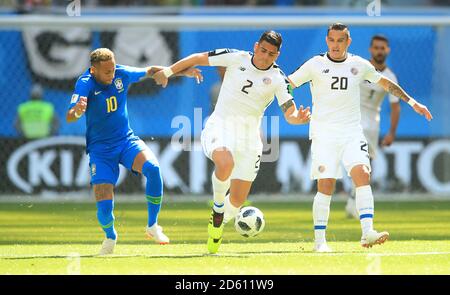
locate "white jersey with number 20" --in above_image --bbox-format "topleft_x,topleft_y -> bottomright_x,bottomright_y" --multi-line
288,53 -> 383,140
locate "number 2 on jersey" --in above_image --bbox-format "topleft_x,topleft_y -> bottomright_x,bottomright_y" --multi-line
255,154 -> 261,170
106,96 -> 117,113
241,80 -> 253,94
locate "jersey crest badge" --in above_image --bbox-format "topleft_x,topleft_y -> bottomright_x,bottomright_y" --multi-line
70,94 -> 79,104
90,164 -> 96,177
351,68 -> 359,75
263,77 -> 272,85
114,78 -> 124,93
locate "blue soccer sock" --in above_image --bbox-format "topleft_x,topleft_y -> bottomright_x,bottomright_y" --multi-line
146,195 -> 162,227
142,161 -> 164,227
96,199 -> 117,240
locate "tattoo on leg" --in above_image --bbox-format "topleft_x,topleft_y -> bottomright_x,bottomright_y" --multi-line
94,184 -> 114,201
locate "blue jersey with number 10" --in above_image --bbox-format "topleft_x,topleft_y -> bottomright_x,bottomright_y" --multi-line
69,64 -> 147,153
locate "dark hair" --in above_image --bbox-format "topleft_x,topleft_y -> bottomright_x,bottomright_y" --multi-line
327,23 -> 350,38
259,30 -> 282,51
370,34 -> 389,46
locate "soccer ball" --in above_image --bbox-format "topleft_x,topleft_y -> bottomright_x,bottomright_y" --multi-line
234,206 -> 265,237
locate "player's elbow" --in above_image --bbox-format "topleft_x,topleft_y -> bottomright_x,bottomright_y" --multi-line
378,77 -> 392,91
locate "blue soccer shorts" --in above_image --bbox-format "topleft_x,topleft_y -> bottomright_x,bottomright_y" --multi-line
88,136 -> 156,186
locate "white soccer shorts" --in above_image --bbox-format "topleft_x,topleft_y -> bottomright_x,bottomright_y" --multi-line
310,133 -> 371,180
201,118 -> 263,182
363,128 -> 380,159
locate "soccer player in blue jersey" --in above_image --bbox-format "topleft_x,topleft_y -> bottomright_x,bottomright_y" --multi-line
67,48 -> 202,255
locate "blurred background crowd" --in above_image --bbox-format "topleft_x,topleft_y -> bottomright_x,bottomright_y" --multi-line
1,0 -> 449,12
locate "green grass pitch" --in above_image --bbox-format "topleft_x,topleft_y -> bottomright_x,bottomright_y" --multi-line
0,200 -> 449,274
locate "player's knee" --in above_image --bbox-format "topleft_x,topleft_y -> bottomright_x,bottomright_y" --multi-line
362,169 -> 371,182
317,179 -> 336,195
351,165 -> 371,186
94,184 -> 114,201
142,161 -> 162,179
214,155 -> 234,175
357,173 -> 371,186
142,161 -> 163,196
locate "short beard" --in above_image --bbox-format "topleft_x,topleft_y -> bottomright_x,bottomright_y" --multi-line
374,55 -> 386,64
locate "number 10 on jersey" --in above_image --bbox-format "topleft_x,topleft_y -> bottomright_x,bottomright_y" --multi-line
106,96 -> 118,113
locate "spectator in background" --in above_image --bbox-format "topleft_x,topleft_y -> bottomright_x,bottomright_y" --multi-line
14,0 -> 50,13
15,84 -> 59,139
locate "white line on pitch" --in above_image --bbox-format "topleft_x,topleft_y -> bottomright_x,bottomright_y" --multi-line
219,251 -> 450,257
2,251 -> 450,259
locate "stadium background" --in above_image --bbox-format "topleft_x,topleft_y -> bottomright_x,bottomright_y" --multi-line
0,1 -> 449,200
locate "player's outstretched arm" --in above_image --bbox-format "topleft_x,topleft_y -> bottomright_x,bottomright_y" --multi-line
66,97 -> 87,123
377,77 -> 433,121
153,52 -> 210,88
147,66 -> 203,83
281,100 -> 311,125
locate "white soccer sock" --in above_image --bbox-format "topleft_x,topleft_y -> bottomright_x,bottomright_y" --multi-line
223,194 -> 241,223
211,171 -> 230,214
313,192 -> 332,245
355,185 -> 374,235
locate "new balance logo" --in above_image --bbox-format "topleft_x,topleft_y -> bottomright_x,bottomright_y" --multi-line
322,69 -> 329,73
94,91 -> 102,95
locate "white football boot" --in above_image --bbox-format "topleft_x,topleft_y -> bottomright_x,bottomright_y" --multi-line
99,238 -> 116,255
361,230 -> 389,248
345,197 -> 359,220
313,243 -> 332,253
146,224 -> 170,244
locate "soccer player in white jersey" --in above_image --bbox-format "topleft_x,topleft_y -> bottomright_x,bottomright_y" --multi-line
345,34 -> 401,219
288,23 -> 432,252
154,31 -> 311,254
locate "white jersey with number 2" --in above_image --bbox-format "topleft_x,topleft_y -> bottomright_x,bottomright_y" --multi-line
208,48 -> 293,132
201,49 -> 294,181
